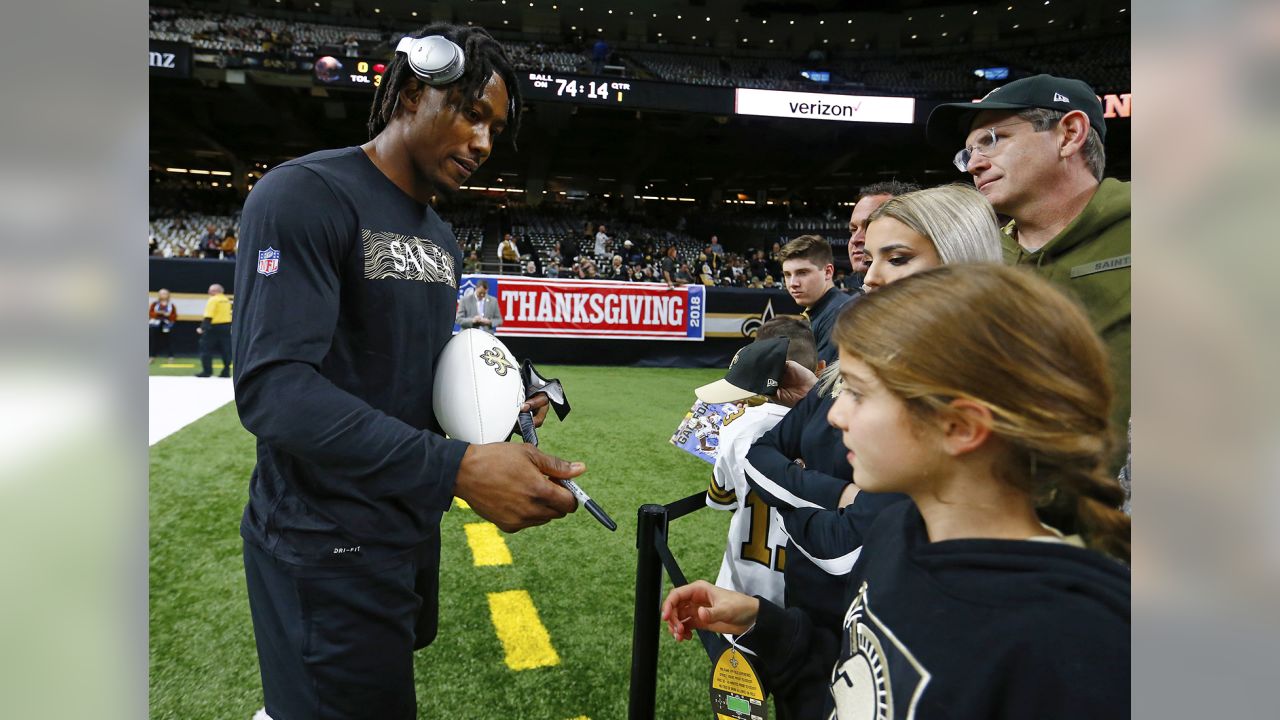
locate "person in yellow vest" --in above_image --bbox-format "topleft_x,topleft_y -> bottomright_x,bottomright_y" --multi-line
221,230 -> 238,259
196,283 -> 233,377
497,232 -> 520,274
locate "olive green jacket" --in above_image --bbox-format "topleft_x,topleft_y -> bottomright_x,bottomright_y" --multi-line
1002,178 -> 1131,460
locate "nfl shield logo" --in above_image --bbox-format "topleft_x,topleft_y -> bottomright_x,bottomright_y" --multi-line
257,247 -> 280,276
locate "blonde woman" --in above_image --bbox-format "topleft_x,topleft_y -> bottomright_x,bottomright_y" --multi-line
862,183 -> 1003,291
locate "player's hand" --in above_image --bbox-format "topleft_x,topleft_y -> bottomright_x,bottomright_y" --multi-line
661,580 -> 759,641
520,392 -> 552,428
455,443 -> 582,532
775,360 -> 818,407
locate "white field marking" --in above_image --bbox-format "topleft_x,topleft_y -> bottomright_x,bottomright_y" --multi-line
149,376 -> 236,445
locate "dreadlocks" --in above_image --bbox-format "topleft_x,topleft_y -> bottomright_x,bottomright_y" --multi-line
367,23 -> 522,147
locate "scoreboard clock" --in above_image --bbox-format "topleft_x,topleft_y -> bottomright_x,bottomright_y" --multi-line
312,55 -> 388,88
519,72 -> 733,115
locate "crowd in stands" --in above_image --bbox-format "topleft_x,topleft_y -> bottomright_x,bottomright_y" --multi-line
149,174 -> 242,258
149,7 -> 587,76
147,183 -> 861,290
149,6 -> 382,64
629,34 -> 1127,95
487,209 -> 856,291
149,7 -> 1127,95
504,41 -> 585,75
150,214 -> 239,259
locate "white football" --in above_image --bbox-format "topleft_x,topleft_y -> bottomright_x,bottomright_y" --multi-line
433,329 -> 525,444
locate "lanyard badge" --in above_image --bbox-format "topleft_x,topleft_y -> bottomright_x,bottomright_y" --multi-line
710,645 -> 768,720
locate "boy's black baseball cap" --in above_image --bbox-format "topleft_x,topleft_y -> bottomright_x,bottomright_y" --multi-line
695,338 -> 789,404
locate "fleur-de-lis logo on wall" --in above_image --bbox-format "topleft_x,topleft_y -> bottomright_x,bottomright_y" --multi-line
480,347 -> 516,377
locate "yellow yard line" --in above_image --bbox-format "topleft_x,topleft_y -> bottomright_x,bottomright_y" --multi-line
159,363 -> 195,368
464,522 -> 512,567
486,590 -> 560,670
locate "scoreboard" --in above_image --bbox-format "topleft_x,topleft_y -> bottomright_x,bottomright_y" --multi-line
312,55 -> 388,88
520,72 -> 733,115
312,58 -> 918,124
311,60 -> 733,114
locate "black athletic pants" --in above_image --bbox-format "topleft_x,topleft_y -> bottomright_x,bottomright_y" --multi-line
200,323 -> 232,376
243,539 -> 440,720
149,325 -> 173,359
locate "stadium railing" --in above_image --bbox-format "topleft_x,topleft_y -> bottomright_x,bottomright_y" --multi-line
628,493 -> 728,720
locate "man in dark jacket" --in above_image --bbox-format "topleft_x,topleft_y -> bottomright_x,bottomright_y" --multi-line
232,25 -> 584,719
777,235 -> 851,365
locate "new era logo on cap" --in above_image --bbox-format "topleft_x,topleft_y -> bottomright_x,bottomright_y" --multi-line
1054,92 -> 1070,103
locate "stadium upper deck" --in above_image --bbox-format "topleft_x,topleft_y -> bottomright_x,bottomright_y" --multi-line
149,4 -> 1128,97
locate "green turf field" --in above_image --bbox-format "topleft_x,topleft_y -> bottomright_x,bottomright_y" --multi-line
150,363 -> 763,719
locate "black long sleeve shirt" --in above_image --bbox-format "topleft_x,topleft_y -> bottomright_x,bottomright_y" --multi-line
805,286 -> 853,365
742,501 -> 1131,719
232,147 -> 468,567
742,381 -> 908,717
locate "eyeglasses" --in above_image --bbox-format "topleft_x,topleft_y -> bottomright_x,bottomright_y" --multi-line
952,121 -> 1030,172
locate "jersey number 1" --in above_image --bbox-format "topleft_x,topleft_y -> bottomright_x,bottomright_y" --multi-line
740,491 -> 786,571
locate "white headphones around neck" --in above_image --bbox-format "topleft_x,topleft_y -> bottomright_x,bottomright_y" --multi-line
395,35 -> 466,86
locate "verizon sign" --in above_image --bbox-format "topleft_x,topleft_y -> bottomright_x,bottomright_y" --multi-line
734,88 -> 915,124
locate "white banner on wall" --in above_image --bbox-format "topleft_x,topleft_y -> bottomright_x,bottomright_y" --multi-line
734,88 -> 915,124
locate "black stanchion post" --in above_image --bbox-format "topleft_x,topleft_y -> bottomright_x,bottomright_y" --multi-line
628,503 -> 668,720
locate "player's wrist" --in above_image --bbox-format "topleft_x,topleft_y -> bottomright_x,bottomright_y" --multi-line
454,443 -> 485,501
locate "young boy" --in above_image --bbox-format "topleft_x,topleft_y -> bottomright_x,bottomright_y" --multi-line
777,235 -> 851,364
696,317 -> 818,606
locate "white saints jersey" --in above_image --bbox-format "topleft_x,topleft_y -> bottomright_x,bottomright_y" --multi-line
706,401 -> 791,606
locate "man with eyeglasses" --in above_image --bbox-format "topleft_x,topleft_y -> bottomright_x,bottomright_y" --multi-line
926,74 -> 1130,472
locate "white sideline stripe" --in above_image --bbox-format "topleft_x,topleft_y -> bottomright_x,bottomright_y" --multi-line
149,376 -> 236,445
742,459 -> 822,510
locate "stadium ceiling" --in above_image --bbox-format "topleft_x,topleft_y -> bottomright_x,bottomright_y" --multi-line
150,74 -> 1128,203
150,76 -> 920,200
198,0 -> 1124,49
152,0 -> 1129,201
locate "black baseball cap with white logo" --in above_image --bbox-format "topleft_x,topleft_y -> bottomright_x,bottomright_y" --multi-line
695,337 -> 790,404
925,74 -> 1107,150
